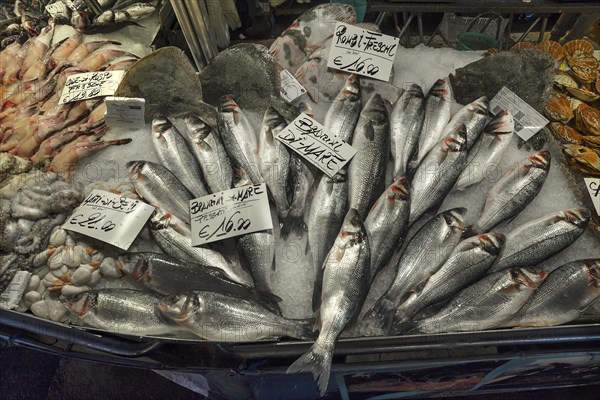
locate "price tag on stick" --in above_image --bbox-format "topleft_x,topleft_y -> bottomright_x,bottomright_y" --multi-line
64,190 -> 155,250
190,184 -> 273,246
327,22 -> 399,82
276,113 -> 357,177
490,86 -> 549,141
59,71 -> 126,104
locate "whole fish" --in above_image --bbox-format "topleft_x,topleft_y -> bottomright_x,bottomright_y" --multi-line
361,208 -> 466,334
257,106 -> 290,219
499,259 -> 600,328
469,150 -> 551,234
323,74 -> 361,144
151,114 -> 209,198
116,252 -> 281,314
390,84 -> 425,179
415,78 -> 453,165
396,268 -> 546,334
283,154 -> 314,237
409,124 -> 467,225
364,177 -> 411,281
306,169 -> 349,311
348,93 -> 390,217
488,208 -> 591,274
217,96 -> 263,184
443,96 -> 489,150
287,209 -> 370,395
127,160 -> 193,223
455,110 -> 514,191
394,232 -> 506,324
148,211 -> 253,286
158,291 -> 315,342
183,113 -> 234,194
63,289 -> 182,336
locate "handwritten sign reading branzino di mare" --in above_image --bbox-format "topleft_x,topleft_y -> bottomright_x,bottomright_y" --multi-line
276,113 -> 357,177
327,22 -> 399,82
190,184 -> 273,246
64,190 -> 154,250
59,71 -> 125,104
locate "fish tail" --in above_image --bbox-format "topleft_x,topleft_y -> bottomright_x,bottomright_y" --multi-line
287,342 -> 333,395
280,215 -> 305,239
362,296 -> 396,334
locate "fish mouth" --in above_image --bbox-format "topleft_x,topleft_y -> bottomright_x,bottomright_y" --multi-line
564,208 -> 591,226
219,95 -> 239,113
479,232 -> 505,255
529,150 -> 551,167
126,161 -> 143,176
446,208 -> 467,230
585,260 -> 600,285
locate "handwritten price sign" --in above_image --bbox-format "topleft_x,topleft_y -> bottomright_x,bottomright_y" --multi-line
64,190 -> 155,250
327,22 -> 399,82
276,113 -> 357,177
190,184 -> 273,246
584,178 -> 600,215
59,71 -> 125,104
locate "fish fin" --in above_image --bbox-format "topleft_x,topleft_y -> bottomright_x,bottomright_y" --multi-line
286,343 -> 333,395
252,289 -> 283,315
363,296 -> 396,334
331,246 -> 345,264
390,320 -> 419,335
363,121 -> 375,140
292,318 -> 318,341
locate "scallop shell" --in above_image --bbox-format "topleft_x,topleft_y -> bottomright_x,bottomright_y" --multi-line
565,86 -> 600,102
570,96 -> 585,112
549,122 -> 583,144
582,135 -> 600,148
576,103 -> 600,136
570,58 -> 600,84
563,39 -> 594,61
511,41 -> 535,50
535,40 -> 564,62
545,90 -> 574,123
595,78 -> 600,94
554,69 -> 579,89
562,144 -> 600,175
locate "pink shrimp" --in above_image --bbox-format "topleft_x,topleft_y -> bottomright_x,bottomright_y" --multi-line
76,49 -> 139,71
66,40 -> 121,64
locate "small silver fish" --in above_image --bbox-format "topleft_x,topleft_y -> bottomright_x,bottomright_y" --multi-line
416,78 -> 453,165
443,96 -> 489,150
324,74 -> 361,144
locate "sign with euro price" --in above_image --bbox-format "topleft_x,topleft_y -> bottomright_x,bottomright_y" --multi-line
59,71 -> 126,104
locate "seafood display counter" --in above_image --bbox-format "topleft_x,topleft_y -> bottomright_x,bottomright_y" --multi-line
1,2 -> 600,399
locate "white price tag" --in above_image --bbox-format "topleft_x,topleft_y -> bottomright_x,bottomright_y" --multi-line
63,190 -> 155,250
280,70 -> 306,102
59,71 -> 126,104
490,86 -> 549,141
584,178 -> 600,215
190,184 -> 273,246
105,96 -> 145,128
45,1 -> 69,19
276,113 -> 357,177
0,271 -> 31,310
327,22 -> 399,82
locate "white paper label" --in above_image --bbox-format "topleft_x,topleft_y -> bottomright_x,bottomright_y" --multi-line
584,178 -> 600,215
280,70 -> 306,102
327,22 -> 399,82
59,71 -> 126,104
63,190 -> 155,250
276,113 -> 357,177
190,184 -> 273,246
0,271 -> 31,310
104,96 -> 145,128
45,1 -> 69,19
490,86 -> 549,141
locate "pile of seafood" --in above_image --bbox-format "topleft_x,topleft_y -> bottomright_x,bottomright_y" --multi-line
0,3 -> 599,395
1,0 -> 158,48
0,23 -> 138,175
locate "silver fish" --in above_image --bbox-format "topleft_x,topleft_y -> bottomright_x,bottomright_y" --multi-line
183,113 -> 234,194
442,96 -> 489,150
127,160 -> 193,223
63,289 -> 182,336
217,96 -> 263,184
148,211 -> 253,286
489,208 -> 591,274
116,252 -> 281,314
470,150 -> 551,234
416,78 -> 453,165
390,84 -> 425,179
364,176 -> 411,281
257,107 -> 290,219
283,154 -> 314,237
361,208 -> 466,334
348,93 -> 390,217
455,110 -> 514,191
157,291 -> 314,342
394,232 -> 506,323
306,169 -> 349,311
151,115 -> 209,198
287,209 -> 370,395
399,268 -> 546,334
409,124 -> 467,225
323,74 -> 361,144
499,259 -> 600,328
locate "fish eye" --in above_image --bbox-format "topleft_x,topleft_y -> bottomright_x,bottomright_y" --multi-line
351,216 -> 360,226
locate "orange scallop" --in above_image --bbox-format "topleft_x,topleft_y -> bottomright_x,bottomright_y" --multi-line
562,144 -> 600,175
545,90 -> 574,123
563,39 -> 594,62
535,40 -> 564,62
576,103 -> 600,136
511,41 -> 535,50
582,135 -> 600,148
550,122 -> 583,144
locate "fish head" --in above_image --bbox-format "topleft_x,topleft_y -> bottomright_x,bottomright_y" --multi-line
330,168 -> 347,184
184,114 -> 212,141
478,232 -> 506,256
562,208 -> 591,228
428,78 -> 451,100
485,110 -> 514,135
528,150 -> 551,170
388,176 -> 410,202
509,267 -> 548,291
219,95 -> 243,124
298,101 -> 315,119
157,293 -> 201,323
362,94 -> 388,125
472,96 -> 490,115
126,160 -> 144,180
148,208 -> 173,230
404,84 -> 425,100
116,253 -> 147,280
151,114 -> 171,138
584,259 -> 600,287
233,167 -> 253,188
444,208 -> 467,233
263,107 -> 287,131
63,292 -> 96,317
340,208 -> 367,244
441,124 -> 467,155
341,74 -> 361,102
